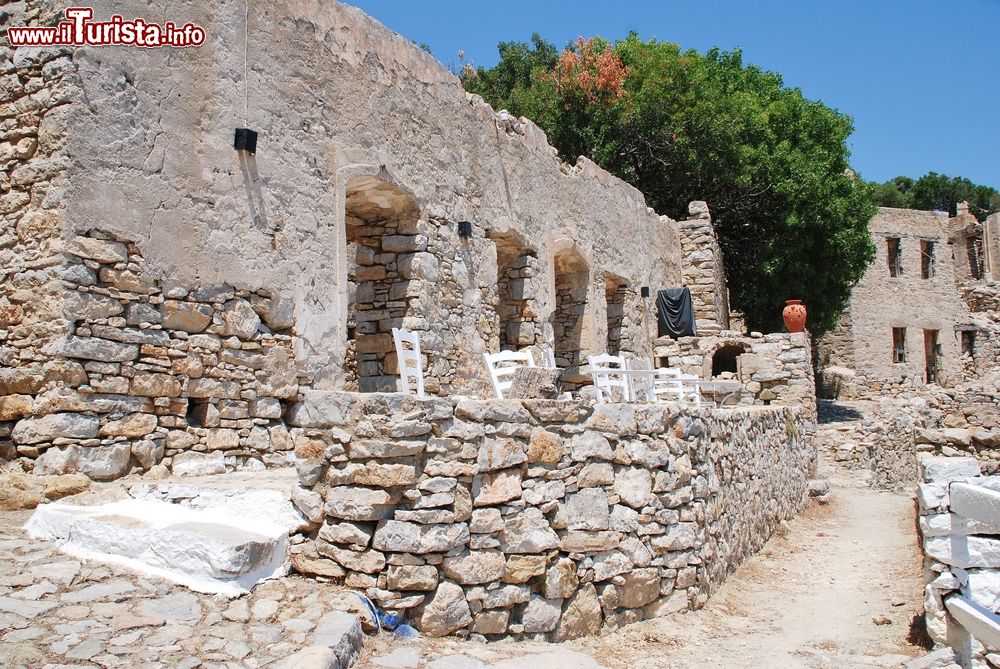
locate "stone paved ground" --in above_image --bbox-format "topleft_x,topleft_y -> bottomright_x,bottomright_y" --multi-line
0,506 -> 360,669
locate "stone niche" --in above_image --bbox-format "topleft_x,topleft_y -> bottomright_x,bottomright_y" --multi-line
491,230 -> 544,351
286,391 -> 815,641
344,176 -> 422,393
551,246 -> 591,384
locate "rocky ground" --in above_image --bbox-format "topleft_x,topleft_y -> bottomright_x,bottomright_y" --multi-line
0,405 -> 930,669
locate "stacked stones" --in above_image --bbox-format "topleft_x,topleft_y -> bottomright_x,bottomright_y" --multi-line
653,331 -> 817,418
552,270 -> 589,375
496,249 -> 545,351
0,36 -> 76,461
344,211 -> 423,394
3,230 -> 300,479
917,456 -> 1000,664
286,391 -> 814,639
676,202 -> 729,336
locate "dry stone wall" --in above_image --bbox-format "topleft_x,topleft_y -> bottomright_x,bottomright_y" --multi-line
285,392 -> 815,639
2,230 -> 302,479
653,331 -> 816,419
917,456 -> 1000,664
677,202 -> 729,335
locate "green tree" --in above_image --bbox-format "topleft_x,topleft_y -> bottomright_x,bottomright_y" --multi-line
884,172 -> 999,220
463,35 -> 876,334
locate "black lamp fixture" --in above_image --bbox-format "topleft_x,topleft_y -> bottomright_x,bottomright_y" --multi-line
457,221 -> 473,238
234,128 -> 258,154
640,286 -> 650,298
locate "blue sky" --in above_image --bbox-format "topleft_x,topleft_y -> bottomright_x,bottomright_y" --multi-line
351,0 -> 1000,190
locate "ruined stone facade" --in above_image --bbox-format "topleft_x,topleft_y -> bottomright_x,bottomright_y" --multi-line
286,392 -> 814,639
816,206 -> 999,397
676,201 -> 729,336
0,0 -> 697,474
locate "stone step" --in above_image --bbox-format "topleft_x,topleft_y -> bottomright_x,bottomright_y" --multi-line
25,498 -> 288,596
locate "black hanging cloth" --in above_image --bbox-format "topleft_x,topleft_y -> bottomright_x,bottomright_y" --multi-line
657,288 -> 697,339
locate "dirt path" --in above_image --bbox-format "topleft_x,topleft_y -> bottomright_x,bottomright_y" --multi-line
361,472 -> 926,669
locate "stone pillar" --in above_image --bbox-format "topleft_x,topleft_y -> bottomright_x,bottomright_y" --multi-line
986,212 -> 1000,282
677,201 -> 729,335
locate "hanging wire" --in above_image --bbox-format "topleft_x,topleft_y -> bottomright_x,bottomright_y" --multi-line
243,0 -> 249,125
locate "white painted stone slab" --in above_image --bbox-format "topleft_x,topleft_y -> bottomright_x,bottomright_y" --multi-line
25,498 -> 287,596
952,483 -> 1000,534
945,594 -> 1000,650
925,536 -> 1000,569
129,482 -> 309,533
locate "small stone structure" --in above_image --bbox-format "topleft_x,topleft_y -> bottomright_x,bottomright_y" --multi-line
676,202 -> 730,335
286,391 -> 815,639
653,331 -> 817,418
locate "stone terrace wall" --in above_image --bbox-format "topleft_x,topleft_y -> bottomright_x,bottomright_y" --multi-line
676,202 -> 729,336
653,331 -> 816,419
916,456 -> 998,661
285,392 -> 814,639
2,230 -> 302,479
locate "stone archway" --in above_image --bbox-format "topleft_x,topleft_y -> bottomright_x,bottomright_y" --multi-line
343,175 -> 420,393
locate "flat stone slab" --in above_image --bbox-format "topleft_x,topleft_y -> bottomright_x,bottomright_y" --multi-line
25,498 -> 287,596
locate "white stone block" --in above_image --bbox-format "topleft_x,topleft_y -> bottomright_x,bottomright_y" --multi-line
25,498 -> 287,596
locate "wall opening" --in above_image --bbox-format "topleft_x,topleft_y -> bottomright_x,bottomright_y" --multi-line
491,231 -> 540,351
711,343 -> 748,378
887,237 -> 902,277
605,275 -> 629,356
969,235 -> 985,280
923,329 -> 940,384
892,327 -> 907,364
552,247 -> 590,371
961,330 -> 977,358
920,240 -> 935,279
344,176 -> 420,393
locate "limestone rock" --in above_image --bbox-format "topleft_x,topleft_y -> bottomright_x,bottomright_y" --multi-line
614,468 -> 653,509
503,554 -> 546,583
414,581 -> 472,637
521,595 -> 562,633
131,440 -> 164,469
477,438 -> 527,472
171,451 -> 226,476
527,427 -> 564,464
543,558 -> 579,599
472,468 -> 522,506
566,488 -> 610,531
99,413 -> 157,438
221,299 -> 261,339
12,413 -> 99,444
387,565 -> 439,591
162,300 -> 213,333
78,443 -> 131,480
441,550 -> 506,585
552,583 -> 602,641
0,394 -> 33,421
325,486 -> 396,521
571,431 -> 614,461
618,568 -> 661,608
371,520 -> 470,554
499,508 -> 559,553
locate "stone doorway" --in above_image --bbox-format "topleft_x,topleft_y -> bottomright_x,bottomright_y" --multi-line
344,176 -> 420,393
552,247 -> 590,381
491,231 -> 542,351
605,275 -> 629,356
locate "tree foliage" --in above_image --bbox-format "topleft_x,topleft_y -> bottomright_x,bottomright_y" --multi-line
873,172 -> 1000,220
462,34 -> 877,335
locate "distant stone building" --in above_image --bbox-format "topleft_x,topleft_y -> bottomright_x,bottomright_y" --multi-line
817,205 -> 1000,396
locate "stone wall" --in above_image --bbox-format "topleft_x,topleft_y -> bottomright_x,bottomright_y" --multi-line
284,392 -> 815,639
7,0 -> 684,400
676,202 -> 729,335
653,331 -> 816,419
916,456 -> 1000,664
2,230 -> 301,479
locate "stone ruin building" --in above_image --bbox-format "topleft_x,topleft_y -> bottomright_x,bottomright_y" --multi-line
0,0 -> 822,643
817,204 -> 1000,398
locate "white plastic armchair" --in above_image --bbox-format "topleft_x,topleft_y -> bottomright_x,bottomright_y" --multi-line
483,350 -> 536,399
588,354 -> 629,403
626,357 -> 656,403
391,327 -> 425,398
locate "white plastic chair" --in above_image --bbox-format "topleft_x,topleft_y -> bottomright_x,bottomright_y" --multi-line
483,350 -> 536,399
626,358 -> 656,403
392,327 -> 425,398
679,373 -> 702,407
652,367 -> 684,403
588,354 -> 629,403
